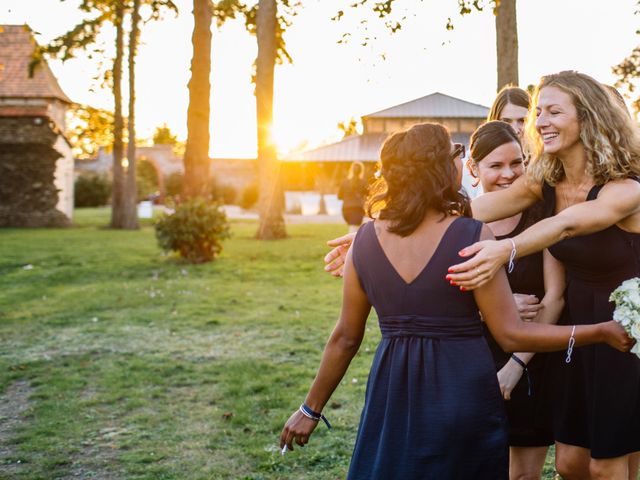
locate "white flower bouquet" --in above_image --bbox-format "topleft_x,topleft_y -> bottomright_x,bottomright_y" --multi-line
610,277 -> 640,358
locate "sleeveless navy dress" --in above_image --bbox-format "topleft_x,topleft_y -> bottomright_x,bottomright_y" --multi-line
348,217 -> 508,479
482,203 -> 555,447
543,182 -> 640,458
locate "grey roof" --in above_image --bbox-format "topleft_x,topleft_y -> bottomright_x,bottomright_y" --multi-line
284,132 -> 470,163
364,92 -> 488,119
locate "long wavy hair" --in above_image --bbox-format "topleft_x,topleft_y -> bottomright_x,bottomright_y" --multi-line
487,85 -> 530,121
525,71 -> 640,185
366,123 -> 471,237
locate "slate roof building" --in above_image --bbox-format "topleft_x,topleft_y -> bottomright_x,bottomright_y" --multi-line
0,24 -> 74,227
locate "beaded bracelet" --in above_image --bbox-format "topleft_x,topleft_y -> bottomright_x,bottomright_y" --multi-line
510,353 -> 532,396
299,403 -> 332,429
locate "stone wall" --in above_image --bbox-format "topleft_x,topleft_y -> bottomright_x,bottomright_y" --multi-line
0,116 -> 70,227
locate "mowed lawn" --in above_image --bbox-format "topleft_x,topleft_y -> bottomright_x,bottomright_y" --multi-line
0,209 -> 560,479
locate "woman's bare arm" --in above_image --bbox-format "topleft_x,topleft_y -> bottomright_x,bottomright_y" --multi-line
472,225 -> 631,353
497,250 -> 565,399
280,247 -> 371,451
449,179 -> 640,290
471,175 -> 542,223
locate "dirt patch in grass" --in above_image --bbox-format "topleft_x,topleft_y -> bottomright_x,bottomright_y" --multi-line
63,428 -> 125,480
0,380 -> 32,476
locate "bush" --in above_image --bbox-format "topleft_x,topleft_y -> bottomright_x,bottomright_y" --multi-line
239,183 -> 259,210
210,181 -> 238,205
154,198 -> 231,264
75,173 -> 112,207
137,160 -> 159,201
164,172 -> 183,199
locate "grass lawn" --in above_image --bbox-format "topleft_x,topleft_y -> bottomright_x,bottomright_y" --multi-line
0,208 -> 562,479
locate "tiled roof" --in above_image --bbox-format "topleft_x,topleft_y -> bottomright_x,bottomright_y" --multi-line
364,92 -> 488,119
284,132 -> 471,163
0,25 -> 72,103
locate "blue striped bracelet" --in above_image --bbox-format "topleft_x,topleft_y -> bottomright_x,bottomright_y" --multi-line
299,403 -> 332,429
510,354 -> 532,396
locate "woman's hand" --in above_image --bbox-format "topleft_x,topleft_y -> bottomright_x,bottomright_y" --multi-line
600,321 -> 636,352
513,293 -> 543,321
497,359 -> 525,400
323,233 -> 356,277
446,239 -> 512,290
279,410 -> 319,452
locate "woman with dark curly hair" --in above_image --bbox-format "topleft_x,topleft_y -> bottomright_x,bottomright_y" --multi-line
278,122 -> 632,479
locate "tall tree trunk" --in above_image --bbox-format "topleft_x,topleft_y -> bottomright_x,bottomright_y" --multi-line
123,0 -> 141,229
255,0 -> 286,239
495,0 -> 518,90
183,0 -> 212,199
110,0 -> 126,228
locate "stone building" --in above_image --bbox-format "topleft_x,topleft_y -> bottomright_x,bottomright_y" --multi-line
0,24 -> 74,227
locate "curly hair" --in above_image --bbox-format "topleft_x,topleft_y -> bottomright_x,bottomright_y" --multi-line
366,123 -> 471,237
525,71 -> 640,185
487,85 -> 530,122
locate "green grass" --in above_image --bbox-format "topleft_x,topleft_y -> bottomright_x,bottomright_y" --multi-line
0,208 -> 559,479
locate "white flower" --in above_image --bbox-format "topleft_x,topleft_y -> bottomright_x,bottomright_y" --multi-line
627,289 -> 640,309
631,320 -> 640,342
611,277 -> 640,359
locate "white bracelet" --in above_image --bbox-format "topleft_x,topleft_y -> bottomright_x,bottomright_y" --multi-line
507,238 -> 516,274
565,325 -> 576,363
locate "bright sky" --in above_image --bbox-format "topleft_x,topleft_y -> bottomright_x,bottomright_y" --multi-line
3,0 -> 639,157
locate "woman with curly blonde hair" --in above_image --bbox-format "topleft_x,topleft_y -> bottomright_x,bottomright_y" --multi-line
447,71 -> 640,479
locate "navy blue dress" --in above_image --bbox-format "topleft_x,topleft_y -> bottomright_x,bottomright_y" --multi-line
348,217 -> 508,479
543,182 -> 640,458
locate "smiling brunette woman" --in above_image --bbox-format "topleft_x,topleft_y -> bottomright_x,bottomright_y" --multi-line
468,121 -> 564,480
448,71 -> 640,480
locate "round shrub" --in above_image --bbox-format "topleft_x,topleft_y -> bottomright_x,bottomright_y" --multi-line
240,183 -> 258,210
210,181 -> 238,205
74,173 -> 112,207
154,197 -> 231,263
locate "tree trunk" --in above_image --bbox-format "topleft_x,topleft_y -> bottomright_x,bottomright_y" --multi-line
495,0 -> 518,91
123,0 -> 141,229
183,0 -> 212,199
110,0 -> 126,228
255,0 -> 286,239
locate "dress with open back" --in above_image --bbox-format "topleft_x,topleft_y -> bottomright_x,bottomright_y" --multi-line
347,217 -> 508,479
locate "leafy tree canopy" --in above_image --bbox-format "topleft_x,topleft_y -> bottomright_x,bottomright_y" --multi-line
153,123 -> 178,145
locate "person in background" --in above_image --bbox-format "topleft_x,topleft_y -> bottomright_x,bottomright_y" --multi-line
488,85 -> 531,139
468,120 -> 563,480
338,161 -> 368,232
